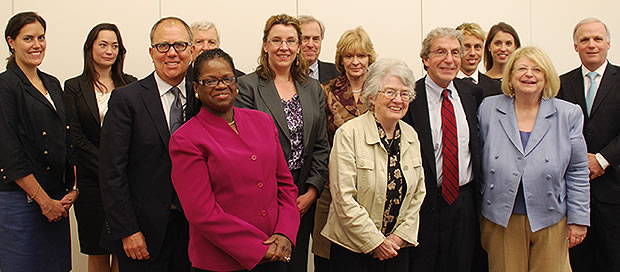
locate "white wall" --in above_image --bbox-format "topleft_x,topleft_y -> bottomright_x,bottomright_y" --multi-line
1,1 -> 618,271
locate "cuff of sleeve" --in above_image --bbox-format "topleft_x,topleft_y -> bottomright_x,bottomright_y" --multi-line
595,153 -> 610,170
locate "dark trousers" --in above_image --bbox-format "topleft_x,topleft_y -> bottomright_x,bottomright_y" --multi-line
313,255 -> 329,272
118,210 -> 190,272
409,183 -> 476,272
329,243 -> 410,272
570,198 -> 620,272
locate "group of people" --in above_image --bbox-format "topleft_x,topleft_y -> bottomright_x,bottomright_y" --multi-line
0,10 -> 617,272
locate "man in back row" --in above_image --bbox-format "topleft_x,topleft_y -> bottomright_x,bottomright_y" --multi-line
456,22 -> 502,99
298,15 -> 339,84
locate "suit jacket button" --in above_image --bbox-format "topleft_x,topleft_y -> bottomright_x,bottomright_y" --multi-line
2,176 -> 6,180
547,191 -> 553,196
0,168 -> 3,173
546,175 -> 552,180
46,166 -> 51,171
260,210 -> 267,216
486,200 -> 491,205
257,182 -> 264,188
490,169 -> 495,174
66,125 -> 70,130
403,166 -> 409,171
548,207 -> 555,211
43,150 -> 49,155
490,184 -> 495,189
42,131 -> 47,136
251,155 -> 257,161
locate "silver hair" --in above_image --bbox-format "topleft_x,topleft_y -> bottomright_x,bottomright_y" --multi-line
420,27 -> 464,60
297,15 -> 325,38
573,17 -> 610,43
362,58 -> 416,110
190,20 -> 220,43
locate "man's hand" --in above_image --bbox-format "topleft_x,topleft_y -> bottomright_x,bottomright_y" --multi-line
297,186 -> 318,217
122,232 -> 150,261
588,153 -> 604,180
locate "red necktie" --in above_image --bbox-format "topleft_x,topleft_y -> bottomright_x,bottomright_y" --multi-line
441,89 -> 459,205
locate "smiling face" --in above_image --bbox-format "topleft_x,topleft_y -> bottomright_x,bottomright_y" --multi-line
194,57 -> 237,118
7,22 -> 46,70
300,21 -> 322,65
370,75 -> 410,124
423,36 -> 461,88
489,31 -> 517,66
263,24 -> 300,73
92,30 -> 119,69
342,50 -> 369,81
574,21 -> 610,71
460,34 -> 483,75
149,20 -> 193,86
192,27 -> 219,60
510,56 -> 545,99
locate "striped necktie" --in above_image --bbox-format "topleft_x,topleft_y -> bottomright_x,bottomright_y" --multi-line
441,89 -> 459,205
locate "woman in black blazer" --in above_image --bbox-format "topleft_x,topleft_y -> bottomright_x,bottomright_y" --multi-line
0,12 -> 76,272
63,23 -> 136,272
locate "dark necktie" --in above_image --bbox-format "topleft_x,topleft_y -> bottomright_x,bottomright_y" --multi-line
169,86 -> 183,133
464,77 -> 475,84
441,89 -> 459,205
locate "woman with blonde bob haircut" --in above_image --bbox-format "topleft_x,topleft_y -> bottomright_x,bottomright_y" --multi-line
478,46 -> 590,271
312,26 -> 377,271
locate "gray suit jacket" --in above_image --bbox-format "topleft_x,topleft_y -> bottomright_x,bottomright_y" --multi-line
478,95 -> 590,231
235,72 -> 328,195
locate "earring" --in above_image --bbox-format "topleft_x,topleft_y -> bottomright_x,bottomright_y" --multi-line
195,92 -> 200,99
236,89 -> 239,94
295,54 -> 300,66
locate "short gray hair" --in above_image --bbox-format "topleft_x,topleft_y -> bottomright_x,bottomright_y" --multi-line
190,20 -> 220,44
362,58 -> 416,110
297,15 -> 325,38
573,17 -> 610,43
420,27 -> 464,60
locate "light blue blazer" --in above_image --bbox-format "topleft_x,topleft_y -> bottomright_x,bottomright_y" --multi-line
478,95 -> 590,232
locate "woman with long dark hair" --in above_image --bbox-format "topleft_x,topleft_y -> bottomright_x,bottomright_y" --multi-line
64,23 -> 136,272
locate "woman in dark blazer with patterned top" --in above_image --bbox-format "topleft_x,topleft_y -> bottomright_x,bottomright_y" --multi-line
235,14 -> 329,272
0,12 -> 76,272
312,26 -> 376,271
64,23 -> 136,272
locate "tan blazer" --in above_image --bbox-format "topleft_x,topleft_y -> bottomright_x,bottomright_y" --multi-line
321,111 -> 426,254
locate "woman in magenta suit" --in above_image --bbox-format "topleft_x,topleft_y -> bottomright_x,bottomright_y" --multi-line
169,48 -> 300,272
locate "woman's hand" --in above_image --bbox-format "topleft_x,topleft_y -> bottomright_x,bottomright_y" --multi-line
39,198 -> 67,222
297,186 -> 318,217
263,234 -> 293,263
372,237 -> 400,261
568,224 -> 587,248
60,190 -> 78,211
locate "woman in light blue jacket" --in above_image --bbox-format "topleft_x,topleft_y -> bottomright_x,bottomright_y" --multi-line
478,47 -> 590,272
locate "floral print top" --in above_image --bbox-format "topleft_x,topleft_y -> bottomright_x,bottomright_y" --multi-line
376,118 -> 407,235
281,94 -> 305,170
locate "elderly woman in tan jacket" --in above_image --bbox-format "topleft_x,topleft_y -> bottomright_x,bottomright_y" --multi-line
321,58 -> 426,272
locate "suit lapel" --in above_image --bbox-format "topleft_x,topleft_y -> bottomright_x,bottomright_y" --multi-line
296,80 -> 314,149
567,68 -> 588,114
412,79 -> 437,180
10,65 -> 56,112
80,75 -> 101,124
591,63 -> 618,116
524,99 -> 555,156
257,77 -> 291,140
140,74 -> 170,148
497,98 -> 524,154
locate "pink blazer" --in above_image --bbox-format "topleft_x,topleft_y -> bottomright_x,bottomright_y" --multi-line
170,107 -> 300,271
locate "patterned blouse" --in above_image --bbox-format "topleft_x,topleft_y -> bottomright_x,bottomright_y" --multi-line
323,74 -> 368,144
281,94 -> 304,170
376,118 -> 407,235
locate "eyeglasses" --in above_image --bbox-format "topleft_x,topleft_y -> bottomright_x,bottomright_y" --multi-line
196,77 -> 237,88
379,88 -> 411,101
430,48 -> 463,58
267,38 -> 299,47
151,42 -> 190,53
514,66 -> 543,75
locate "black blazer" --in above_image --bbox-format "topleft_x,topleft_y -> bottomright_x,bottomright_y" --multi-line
235,72 -> 329,195
478,73 -> 502,98
318,60 -> 339,84
98,73 -> 192,258
557,63 -> 620,204
63,73 -> 137,182
402,77 -> 483,214
0,62 -> 73,194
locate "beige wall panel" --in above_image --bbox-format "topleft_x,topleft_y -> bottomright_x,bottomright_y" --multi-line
162,0 -> 296,74
14,0 -> 160,82
421,0 -> 531,74
298,0 -> 424,78
0,0 -> 11,64
531,0 -> 620,75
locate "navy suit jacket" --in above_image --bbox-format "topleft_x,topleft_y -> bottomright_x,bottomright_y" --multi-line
98,73 -> 191,258
318,60 -> 339,84
557,63 -> 620,204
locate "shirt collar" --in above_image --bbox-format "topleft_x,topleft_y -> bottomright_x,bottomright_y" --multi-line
581,60 -> 608,78
457,69 -> 479,84
310,60 -> 319,72
425,75 -> 457,102
154,72 -> 186,98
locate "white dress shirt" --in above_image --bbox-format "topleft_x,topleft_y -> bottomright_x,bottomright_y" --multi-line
154,73 -> 187,131
456,69 -> 480,84
581,60 -> 610,170
309,60 -> 319,81
425,76 -> 473,186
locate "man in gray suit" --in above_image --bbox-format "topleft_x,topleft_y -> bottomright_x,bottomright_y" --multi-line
298,15 -> 339,84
